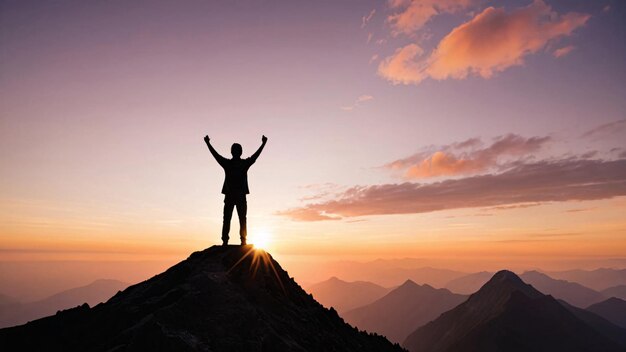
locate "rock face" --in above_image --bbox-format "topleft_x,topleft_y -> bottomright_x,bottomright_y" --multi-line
403,270 -> 625,352
342,280 -> 466,344
0,246 -> 403,352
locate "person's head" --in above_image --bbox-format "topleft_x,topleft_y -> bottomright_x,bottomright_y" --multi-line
231,143 -> 242,158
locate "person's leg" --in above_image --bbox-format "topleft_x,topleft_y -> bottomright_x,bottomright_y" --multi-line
222,200 -> 235,245
236,196 -> 247,245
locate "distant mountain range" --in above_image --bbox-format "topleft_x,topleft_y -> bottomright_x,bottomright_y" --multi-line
2,250 -> 625,351
403,270 -> 626,352
519,271 -> 606,307
445,271 -> 493,294
0,246 -> 403,351
587,297 -> 626,329
342,280 -> 466,344
546,268 -> 626,291
308,258 -> 468,287
445,270 -> 616,308
306,277 -> 391,312
602,285 -> 626,300
0,279 -> 129,328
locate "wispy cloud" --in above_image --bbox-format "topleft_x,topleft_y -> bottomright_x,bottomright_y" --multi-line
340,94 -> 374,111
388,0 -> 475,36
362,9 -> 376,28
553,45 -> 576,58
279,158 -> 626,221
582,119 -> 626,139
565,207 -> 596,213
379,0 -> 590,85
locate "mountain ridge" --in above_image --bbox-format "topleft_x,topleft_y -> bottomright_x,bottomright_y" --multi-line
0,246 -> 403,352
403,270 -> 625,352
342,279 -> 467,343
306,277 -> 390,312
0,279 -> 129,328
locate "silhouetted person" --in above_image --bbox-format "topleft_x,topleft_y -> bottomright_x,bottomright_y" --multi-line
204,135 -> 267,246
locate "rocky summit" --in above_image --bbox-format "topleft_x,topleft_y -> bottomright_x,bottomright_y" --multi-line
0,245 -> 403,352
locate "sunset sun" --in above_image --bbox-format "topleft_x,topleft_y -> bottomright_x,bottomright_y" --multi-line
250,229 -> 272,250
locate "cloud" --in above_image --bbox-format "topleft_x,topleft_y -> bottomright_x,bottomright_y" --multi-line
276,207 -> 341,221
357,95 -> 374,103
565,207 -> 596,213
379,0 -> 590,85
582,119 -> 626,139
553,45 -> 576,58
340,94 -> 374,111
369,54 -> 379,64
388,0 -> 474,36
279,158 -> 626,221
486,202 -> 542,211
362,9 -> 376,28
386,134 -> 550,178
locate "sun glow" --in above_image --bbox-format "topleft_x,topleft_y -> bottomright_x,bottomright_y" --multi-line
250,229 -> 272,250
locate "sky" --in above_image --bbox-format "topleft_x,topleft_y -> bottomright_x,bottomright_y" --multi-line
1,0 -> 626,298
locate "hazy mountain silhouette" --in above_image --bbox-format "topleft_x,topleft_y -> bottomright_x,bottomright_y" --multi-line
342,280 -> 467,344
444,271 -> 493,294
520,270 -> 605,307
602,285 -> 626,300
0,279 -> 129,328
587,297 -> 626,329
547,268 -> 626,291
0,295 -> 17,308
0,246 -> 403,352
306,277 -> 391,312
403,270 -> 625,352
559,299 -> 626,346
310,259 -> 466,287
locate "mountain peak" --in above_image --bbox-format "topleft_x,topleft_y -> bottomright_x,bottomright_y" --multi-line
477,269 -> 542,300
403,270 -> 625,352
491,269 -> 523,282
0,245 -> 403,352
399,279 -> 419,288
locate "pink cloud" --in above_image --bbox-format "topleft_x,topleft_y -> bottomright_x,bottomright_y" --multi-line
279,159 -> 626,221
553,45 -> 576,58
340,94 -> 374,111
388,0 -> 474,36
386,134 -> 550,178
379,0 -> 590,85
582,119 -> 626,139
362,9 -> 376,28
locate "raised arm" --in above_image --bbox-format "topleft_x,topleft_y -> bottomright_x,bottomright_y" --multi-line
249,135 -> 268,164
204,135 -> 227,166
